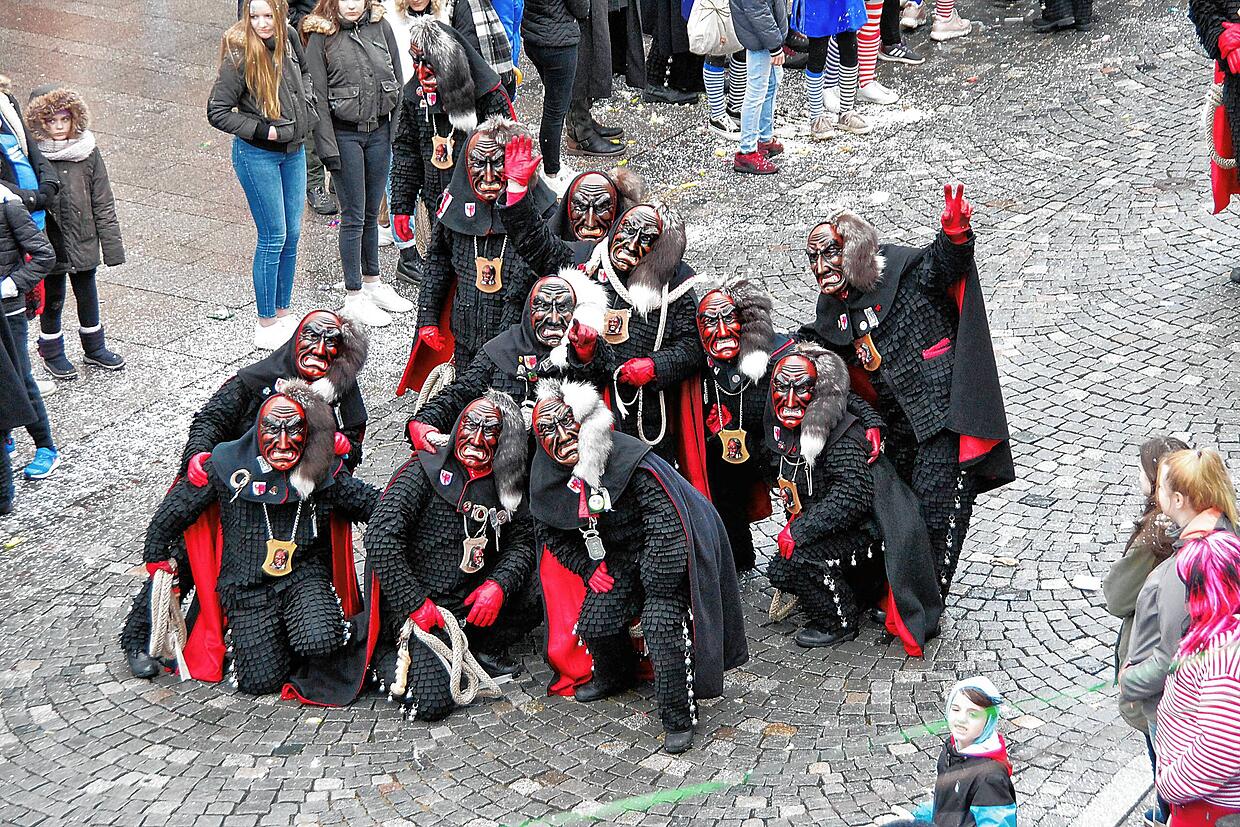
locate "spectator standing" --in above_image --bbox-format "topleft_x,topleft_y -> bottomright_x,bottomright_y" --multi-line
793,0 -> 869,140
643,0 -> 703,103
23,85 -> 127,379
521,0 -> 593,175
566,0 -> 627,157
302,0 -> 413,327
731,0 -> 787,174
208,0 -> 318,350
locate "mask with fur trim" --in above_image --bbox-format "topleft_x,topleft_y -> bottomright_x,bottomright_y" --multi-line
294,310 -> 343,381
258,395 -> 307,471
807,222 -> 846,296
533,397 -> 580,466
609,205 -> 662,275
567,173 -> 618,240
696,290 -> 741,362
770,354 -> 817,431
529,277 -> 576,347
454,397 -> 502,471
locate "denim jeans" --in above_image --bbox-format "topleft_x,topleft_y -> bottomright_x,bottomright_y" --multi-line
5,311 -> 53,449
740,48 -> 779,153
1146,724 -> 1170,821
231,138 -> 306,318
334,121 -> 392,290
525,42 -> 579,176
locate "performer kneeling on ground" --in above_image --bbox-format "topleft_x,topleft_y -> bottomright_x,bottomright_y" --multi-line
141,383 -> 379,694
530,379 -> 747,754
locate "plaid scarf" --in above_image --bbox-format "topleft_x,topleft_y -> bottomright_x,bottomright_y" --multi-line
447,0 -> 514,75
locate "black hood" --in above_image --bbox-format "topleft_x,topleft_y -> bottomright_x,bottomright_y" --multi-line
437,152 -> 556,237
529,430 -> 651,530
419,390 -> 528,513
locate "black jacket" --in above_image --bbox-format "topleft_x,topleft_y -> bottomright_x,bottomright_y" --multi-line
0,94 -> 59,215
0,195 -> 56,318
303,8 -> 404,165
207,26 -> 317,153
522,0 -> 590,48
42,145 -> 125,274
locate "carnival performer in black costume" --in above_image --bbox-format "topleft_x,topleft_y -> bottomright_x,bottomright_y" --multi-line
765,345 -> 943,653
389,14 -> 513,285
498,136 -> 707,479
120,310 -> 368,679
798,185 -> 1014,599
530,379 -> 747,754
141,383 -> 379,694
399,118 -> 558,392
545,167 -> 647,242
408,268 -> 611,451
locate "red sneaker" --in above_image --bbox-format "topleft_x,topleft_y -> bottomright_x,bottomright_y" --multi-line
758,138 -> 785,157
733,150 -> 779,175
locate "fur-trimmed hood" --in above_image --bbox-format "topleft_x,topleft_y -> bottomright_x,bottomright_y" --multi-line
625,203 -> 687,315
788,343 -> 849,469
535,379 -> 614,489
818,208 -> 884,294
483,389 -> 527,512
23,85 -> 90,140
306,311 -> 369,405
279,379 -> 339,500
549,167 -> 648,241
301,2 -> 385,36
408,15 -> 479,133
705,276 -> 774,383
547,266 -> 610,369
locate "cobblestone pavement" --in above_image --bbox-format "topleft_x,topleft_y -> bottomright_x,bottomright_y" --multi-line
0,0 -> 1232,824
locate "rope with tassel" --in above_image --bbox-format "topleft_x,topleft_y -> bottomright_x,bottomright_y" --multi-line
148,565 -> 190,679
389,612 -> 501,712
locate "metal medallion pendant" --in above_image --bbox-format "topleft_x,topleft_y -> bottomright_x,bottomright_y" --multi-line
582,527 -> 607,561
853,332 -> 883,372
262,538 -> 297,577
431,134 -> 454,170
719,427 -> 750,464
602,308 -> 631,344
776,478 -> 803,516
475,255 -> 504,294
460,536 -> 488,573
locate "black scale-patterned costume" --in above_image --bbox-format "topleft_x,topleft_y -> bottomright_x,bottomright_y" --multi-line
142,459 -> 378,694
364,451 -> 538,720
500,194 -> 704,460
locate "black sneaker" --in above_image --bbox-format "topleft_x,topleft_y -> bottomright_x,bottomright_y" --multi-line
878,42 -> 925,65
307,186 -> 339,216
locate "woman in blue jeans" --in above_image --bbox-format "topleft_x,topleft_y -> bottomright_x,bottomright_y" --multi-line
208,0 -> 318,349
730,0 -> 789,174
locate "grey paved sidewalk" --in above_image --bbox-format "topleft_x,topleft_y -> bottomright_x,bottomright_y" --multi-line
0,0 -> 1233,824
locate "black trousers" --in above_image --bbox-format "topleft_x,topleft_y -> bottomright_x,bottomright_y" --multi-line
524,42 -> 579,175
333,121 -> 392,289
40,268 -> 100,334
880,0 -> 902,45
807,31 -> 859,72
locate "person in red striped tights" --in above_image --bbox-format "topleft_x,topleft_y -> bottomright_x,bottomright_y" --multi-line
1155,530 -> 1240,826
896,0 -> 970,42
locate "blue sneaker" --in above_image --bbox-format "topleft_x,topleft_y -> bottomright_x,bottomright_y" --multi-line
3,435 -> 12,455
23,447 -> 60,480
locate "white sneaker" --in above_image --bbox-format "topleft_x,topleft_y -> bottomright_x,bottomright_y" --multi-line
378,224 -> 394,247
708,114 -> 741,140
810,115 -> 835,141
859,80 -> 900,105
931,10 -> 972,40
363,280 -> 413,313
901,0 -> 928,29
344,291 -> 393,327
822,87 -> 841,114
837,111 -> 872,134
254,319 -> 294,350
35,379 -> 56,397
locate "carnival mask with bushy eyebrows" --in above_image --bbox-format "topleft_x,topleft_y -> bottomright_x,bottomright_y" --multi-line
258,395 -> 308,471
567,173 -> 618,241
454,397 -> 502,472
294,310 -> 343,381
696,290 -> 741,362
410,42 -> 438,96
529,277 -> 576,347
466,132 -> 505,203
532,397 -> 580,467
806,222 -> 846,296
769,354 -> 817,430
608,205 -> 662,274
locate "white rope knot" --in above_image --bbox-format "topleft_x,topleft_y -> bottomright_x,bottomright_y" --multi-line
389,614 -> 502,710
1204,81 -> 1238,169
148,568 -> 189,679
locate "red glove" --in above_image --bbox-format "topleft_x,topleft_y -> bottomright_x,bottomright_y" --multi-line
418,326 -> 446,352
407,420 -> 445,454
393,214 -> 413,243
940,183 -> 973,244
333,432 -> 351,456
1222,23 -> 1240,73
503,133 -> 542,197
587,561 -> 615,593
464,580 -> 504,627
568,319 -> 598,362
865,428 -> 882,464
706,403 -> 733,435
618,358 -> 656,387
146,560 -> 176,577
778,521 -> 796,559
410,598 -> 444,632
186,452 -> 210,487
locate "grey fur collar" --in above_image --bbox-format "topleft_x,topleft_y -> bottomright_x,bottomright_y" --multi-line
792,344 -> 850,469
718,275 -> 774,383
309,312 -> 369,404
279,380 -> 338,500
486,390 -> 527,512
408,15 -> 479,133
623,204 -> 686,316
825,207 -> 884,294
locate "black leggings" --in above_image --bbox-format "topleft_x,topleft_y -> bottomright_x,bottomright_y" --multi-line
806,31 -> 858,73
40,268 -> 100,334
881,0 -> 902,45
525,42 -> 579,176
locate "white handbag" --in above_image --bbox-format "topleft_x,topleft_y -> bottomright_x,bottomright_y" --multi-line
687,0 -> 742,56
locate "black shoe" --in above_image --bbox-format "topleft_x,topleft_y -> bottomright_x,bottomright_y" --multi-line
794,625 -> 858,648
726,107 -> 741,121
662,728 -> 694,754
396,248 -> 423,285
475,651 -> 523,678
0,501 -> 11,517
642,85 -> 699,105
566,131 -> 626,157
592,118 -> 624,139
1032,14 -> 1075,31
867,607 -> 887,625
127,650 -> 161,679
307,186 -> 339,216
574,675 -> 633,702
1230,266 -> 1240,285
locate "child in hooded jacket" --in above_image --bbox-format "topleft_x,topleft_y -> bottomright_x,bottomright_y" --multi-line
23,85 -> 125,379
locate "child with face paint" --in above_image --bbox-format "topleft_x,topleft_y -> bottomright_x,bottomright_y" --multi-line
23,85 -> 126,379
881,677 -> 1016,827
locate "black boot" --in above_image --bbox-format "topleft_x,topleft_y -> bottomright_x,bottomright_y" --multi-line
307,186 -> 339,216
80,327 -> 125,370
566,128 -> 626,158
395,246 -> 423,285
642,85 -> 699,105
794,624 -> 858,648
1033,0 -> 1074,30
37,334 -> 78,379
127,650 -> 160,679
591,118 -> 624,139
575,633 -> 638,701
475,650 -> 523,678
662,728 -> 694,754
1070,0 -> 1092,29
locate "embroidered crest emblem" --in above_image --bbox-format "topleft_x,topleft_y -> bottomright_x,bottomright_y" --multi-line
837,313 -> 848,331
427,91 -> 438,106
252,481 -> 267,496
437,190 -> 453,218
567,477 -> 584,493
440,469 -> 453,486
465,202 -> 476,218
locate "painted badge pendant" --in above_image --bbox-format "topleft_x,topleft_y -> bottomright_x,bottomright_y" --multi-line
475,256 -> 504,294
602,308 -> 631,345
776,478 -> 803,516
719,427 -> 750,464
263,538 -> 297,577
853,333 -> 882,371
460,536 -> 488,574
431,134 -> 454,170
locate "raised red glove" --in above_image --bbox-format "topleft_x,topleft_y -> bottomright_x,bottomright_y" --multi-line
940,183 -> 973,244
618,357 -> 656,387
778,521 -> 796,559
464,580 -> 504,627
865,428 -> 882,464
146,560 -> 176,577
393,214 -> 413,243
186,452 -> 210,487
334,432 -> 351,456
503,133 -> 542,197
407,420 -> 445,454
587,561 -> 615,593
418,326 -> 446,352
568,319 -> 598,362
706,403 -> 733,435
410,598 -> 444,632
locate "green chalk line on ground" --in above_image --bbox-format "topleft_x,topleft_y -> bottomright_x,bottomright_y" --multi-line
511,773 -> 750,826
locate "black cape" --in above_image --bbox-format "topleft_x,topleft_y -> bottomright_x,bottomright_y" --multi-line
0,310 -> 34,432
236,341 -> 368,432
210,426 -> 343,505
